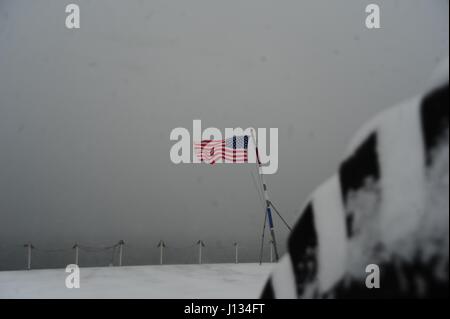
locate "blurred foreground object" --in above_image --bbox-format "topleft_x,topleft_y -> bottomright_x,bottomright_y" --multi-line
262,59 -> 449,299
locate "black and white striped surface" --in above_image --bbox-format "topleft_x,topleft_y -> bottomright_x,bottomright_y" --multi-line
262,64 -> 449,299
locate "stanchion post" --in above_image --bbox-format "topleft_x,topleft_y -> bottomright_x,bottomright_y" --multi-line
24,243 -> 33,270
197,240 -> 205,264
73,243 -> 79,266
118,240 -> 125,267
157,240 -> 166,265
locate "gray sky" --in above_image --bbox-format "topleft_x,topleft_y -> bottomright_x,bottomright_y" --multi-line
0,0 -> 448,270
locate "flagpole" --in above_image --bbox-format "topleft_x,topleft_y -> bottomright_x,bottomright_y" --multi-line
259,209 -> 267,265
250,129 -> 280,262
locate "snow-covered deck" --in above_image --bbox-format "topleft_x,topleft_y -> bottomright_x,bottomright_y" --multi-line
0,263 -> 274,299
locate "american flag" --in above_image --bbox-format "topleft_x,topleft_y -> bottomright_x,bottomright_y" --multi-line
194,136 -> 249,164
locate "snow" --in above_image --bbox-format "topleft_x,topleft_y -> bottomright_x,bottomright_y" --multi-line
342,118 -> 449,290
378,97 -> 426,247
0,263 -> 274,299
271,254 -> 297,299
312,175 -> 347,293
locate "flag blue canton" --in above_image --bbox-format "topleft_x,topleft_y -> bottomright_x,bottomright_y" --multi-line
226,136 -> 249,150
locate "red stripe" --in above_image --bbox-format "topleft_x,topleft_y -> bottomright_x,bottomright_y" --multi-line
194,151 -> 247,156
197,154 -> 248,160
194,146 -> 247,153
195,152 -> 248,161
195,150 -> 247,156
195,148 -> 248,155
194,152 -> 247,158
200,155 -> 249,164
